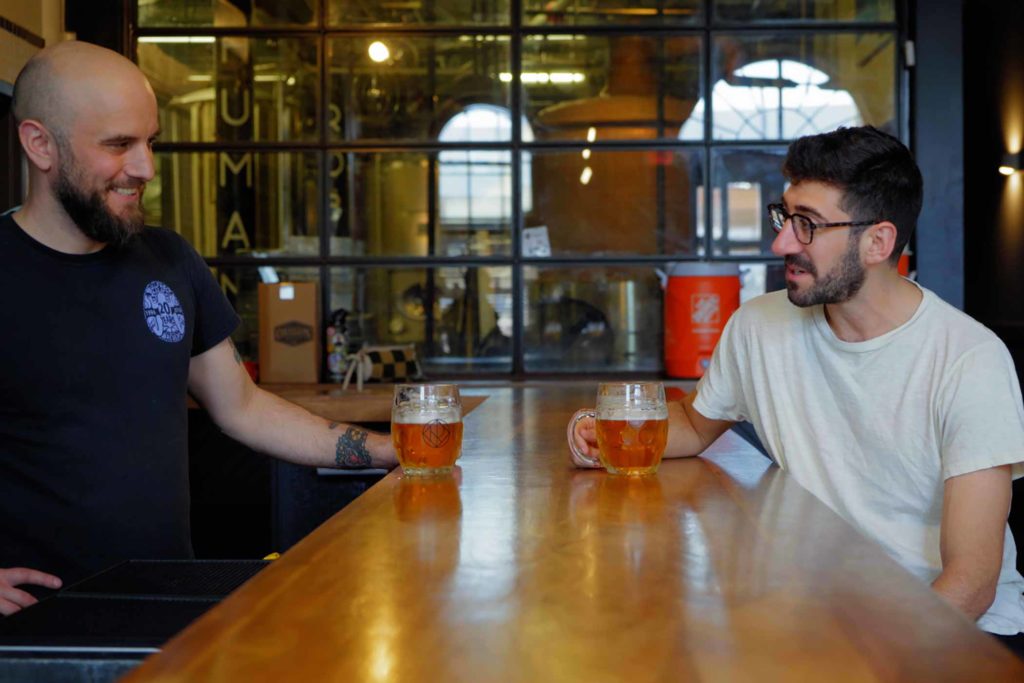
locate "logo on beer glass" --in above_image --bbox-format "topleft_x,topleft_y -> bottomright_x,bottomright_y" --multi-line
568,382 -> 669,476
422,420 -> 453,448
392,384 -> 463,475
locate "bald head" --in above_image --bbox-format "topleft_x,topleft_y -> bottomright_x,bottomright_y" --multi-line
12,41 -> 153,137
13,41 -> 160,249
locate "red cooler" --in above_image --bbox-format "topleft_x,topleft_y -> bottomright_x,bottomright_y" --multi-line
663,263 -> 741,378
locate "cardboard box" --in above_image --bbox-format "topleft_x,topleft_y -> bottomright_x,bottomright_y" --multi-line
258,282 -> 320,383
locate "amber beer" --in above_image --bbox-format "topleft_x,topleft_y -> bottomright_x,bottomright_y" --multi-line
392,418 -> 464,473
392,383 -> 463,475
568,382 -> 669,475
595,416 -> 669,475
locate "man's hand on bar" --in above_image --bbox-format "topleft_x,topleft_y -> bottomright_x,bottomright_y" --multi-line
0,567 -> 62,616
569,414 -> 601,468
567,391 -> 736,468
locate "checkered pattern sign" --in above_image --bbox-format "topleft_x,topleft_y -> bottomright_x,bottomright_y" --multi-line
366,345 -> 423,382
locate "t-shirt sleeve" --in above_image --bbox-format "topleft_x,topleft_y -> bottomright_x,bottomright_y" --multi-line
939,340 -> 1024,480
179,239 -> 240,357
692,307 -> 749,423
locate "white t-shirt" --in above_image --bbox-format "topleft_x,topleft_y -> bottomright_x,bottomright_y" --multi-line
694,284 -> 1024,634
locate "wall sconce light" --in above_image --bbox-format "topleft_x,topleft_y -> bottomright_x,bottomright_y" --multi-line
999,152 -> 1022,176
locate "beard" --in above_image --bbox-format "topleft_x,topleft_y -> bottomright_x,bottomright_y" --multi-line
55,154 -> 145,250
785,234 -> 866,307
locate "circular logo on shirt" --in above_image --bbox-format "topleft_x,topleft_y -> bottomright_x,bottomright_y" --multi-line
143,281 -> 186,343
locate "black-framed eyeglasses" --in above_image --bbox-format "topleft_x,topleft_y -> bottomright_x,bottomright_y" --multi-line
767,203 -> 880,245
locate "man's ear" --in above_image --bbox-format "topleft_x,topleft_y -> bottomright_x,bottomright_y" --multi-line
18,119 -> 59,173
862,220 -> 898,266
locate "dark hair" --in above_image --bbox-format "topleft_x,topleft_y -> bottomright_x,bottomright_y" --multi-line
782,126 -> 923,265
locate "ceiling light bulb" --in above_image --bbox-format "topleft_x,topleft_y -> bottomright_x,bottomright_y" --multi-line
368,41 -> 390,63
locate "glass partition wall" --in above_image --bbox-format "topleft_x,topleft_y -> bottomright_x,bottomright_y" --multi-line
133,0 -> 903,377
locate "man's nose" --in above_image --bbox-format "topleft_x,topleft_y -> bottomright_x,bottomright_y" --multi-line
126,144 -> 155,182
770,220 -> 803,257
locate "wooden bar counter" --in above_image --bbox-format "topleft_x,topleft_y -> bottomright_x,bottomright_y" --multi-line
126,385 -> 1024,682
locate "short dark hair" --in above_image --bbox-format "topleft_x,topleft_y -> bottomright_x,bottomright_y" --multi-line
782,126 -> 923,265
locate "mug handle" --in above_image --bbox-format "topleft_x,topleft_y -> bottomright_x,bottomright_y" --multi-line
566,409 -> 602,469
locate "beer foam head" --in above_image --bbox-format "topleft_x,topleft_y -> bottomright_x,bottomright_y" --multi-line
596,405 -> 669,421
392,408 -> 461,425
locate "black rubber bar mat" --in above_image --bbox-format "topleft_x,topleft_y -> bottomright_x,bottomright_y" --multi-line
0,595 -> 216,650
64,559 -> 269,599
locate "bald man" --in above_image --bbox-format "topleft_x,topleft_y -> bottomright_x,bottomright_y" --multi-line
0,41 -> 397,616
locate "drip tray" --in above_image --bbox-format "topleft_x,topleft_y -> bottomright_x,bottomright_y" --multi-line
0,595 -> 216,651
0,559 -> 269,654
66,559 -> 269,599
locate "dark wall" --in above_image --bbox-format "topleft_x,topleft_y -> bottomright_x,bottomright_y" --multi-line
963,1 -> 1024,356
0,90 -> 20,211
914,0 -> 964,309
963,1 -> 1024,562
66,0 -> 126,53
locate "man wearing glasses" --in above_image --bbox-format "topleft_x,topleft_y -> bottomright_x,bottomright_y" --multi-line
572,125 -> 1024,647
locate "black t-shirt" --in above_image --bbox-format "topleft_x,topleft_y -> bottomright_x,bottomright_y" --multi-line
0,214 -> 239,585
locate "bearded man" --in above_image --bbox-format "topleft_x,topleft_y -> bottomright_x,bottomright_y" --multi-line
0,41 -> 398,616
571,126 -> 1024,650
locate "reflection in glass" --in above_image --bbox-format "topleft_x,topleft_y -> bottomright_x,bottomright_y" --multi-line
139,0 -> 317,27
145,152 -> 319,258
137,37 -> 320,143
211,266 -> 320,364
439,105 -> 533,229
329,0 -> 509,25
689,33 -> 895,141
522,0 -> 700,25
328,36 -> 510,142
524,266 -> 662,372
707,147 -> 787,256
329,267 -> 513,374
523,35 -> 702,142
331,152 -> 512,258
134,0 -> 904,378
525,149 -> 702,256
713,0 -> 895,23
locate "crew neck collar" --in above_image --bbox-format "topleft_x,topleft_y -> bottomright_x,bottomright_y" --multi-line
2,213 -> 115,264
811,279 -> 929,353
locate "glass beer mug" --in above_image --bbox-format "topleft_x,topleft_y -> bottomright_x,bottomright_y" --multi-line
567,382 -> 669,476
392,384 -> 463,475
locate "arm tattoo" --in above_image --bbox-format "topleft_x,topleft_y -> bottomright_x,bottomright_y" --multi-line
229,339 -> 242,365
335,427 -> 371,468
328,421 -> 340,430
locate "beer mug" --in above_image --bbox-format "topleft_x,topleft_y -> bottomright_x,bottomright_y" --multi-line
567,382 -> 669,475
392,384 -> 463,475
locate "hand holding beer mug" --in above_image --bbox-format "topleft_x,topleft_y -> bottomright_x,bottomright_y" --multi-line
567,382 -> 668,475
392,384 -> 463,475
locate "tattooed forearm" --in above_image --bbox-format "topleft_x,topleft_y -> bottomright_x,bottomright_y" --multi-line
335,427 -> 371,467
229,339 -> 242,364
